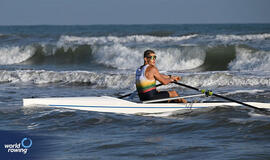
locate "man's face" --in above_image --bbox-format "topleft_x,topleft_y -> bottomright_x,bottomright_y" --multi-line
145,53 -> 156,66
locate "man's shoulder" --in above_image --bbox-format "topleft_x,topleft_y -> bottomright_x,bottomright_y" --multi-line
146,65 -> 158,73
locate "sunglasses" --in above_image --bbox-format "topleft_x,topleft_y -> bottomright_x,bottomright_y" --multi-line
146,55 -> 157,60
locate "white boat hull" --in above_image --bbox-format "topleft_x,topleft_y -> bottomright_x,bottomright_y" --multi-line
23,96 -> 270,114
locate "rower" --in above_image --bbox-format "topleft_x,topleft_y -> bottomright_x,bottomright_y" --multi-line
135,50 -> 187,103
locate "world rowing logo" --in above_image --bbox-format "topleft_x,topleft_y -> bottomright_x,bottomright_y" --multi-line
4,137 -> 32,154
21,137 -> 32,149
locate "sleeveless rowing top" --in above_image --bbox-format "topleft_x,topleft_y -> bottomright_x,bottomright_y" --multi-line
136,65 -> 156,93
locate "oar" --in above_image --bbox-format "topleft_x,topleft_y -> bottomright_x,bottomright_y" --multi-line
173,82 -> 268,112
118,83 -> 163,99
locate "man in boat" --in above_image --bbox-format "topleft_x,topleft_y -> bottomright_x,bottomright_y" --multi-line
136,50 -> 187,103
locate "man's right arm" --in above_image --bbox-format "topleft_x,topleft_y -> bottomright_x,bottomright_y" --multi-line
152,67 -> 173,85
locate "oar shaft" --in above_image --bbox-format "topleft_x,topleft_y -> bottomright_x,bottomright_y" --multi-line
174,82 -> 200,92
212,93 -> 263,111
173,82 -> 267,112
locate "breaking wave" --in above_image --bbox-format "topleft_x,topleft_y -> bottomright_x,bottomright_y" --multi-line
93,44 -> 206,70
229,47 -> 270,71
0,34 -> 269,72
57,34 -> 205,70
0,46 -> 35,64
0,34 -> 205,71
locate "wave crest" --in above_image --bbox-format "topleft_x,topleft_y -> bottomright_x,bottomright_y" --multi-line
216,33 -> 270,42
0,46 -> 35,64
93,44 -> 206,71
0,34 -> 269,72
58,34 -> 198,46
229,47 -> 270,71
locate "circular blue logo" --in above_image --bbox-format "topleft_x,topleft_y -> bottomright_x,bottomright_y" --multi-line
21,138 -> 32,149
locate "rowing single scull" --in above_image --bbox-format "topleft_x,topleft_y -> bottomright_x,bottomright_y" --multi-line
23,96 -> 270,114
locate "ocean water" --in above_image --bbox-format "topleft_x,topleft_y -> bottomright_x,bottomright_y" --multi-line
0,24 -> 270,159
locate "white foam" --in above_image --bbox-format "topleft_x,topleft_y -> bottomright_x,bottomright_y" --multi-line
1,70 -> 269,89
156,47 -> 205,71
93,44 -> 143,69
0,34 -> 203,69
0,46 -> 35,64
179,71 -> 270,87
229,47 -> 270,71
223,89 -> 265,96
92,44 -> 205,71
58,34 -> 198,46
216,33 -> 270,42
0,70 -> 135,89
54,34 -> 204,71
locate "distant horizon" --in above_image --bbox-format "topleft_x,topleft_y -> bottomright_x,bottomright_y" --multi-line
1,22 -> 270,27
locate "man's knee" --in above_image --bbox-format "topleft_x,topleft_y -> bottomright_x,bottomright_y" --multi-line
168,90 -> 179,97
